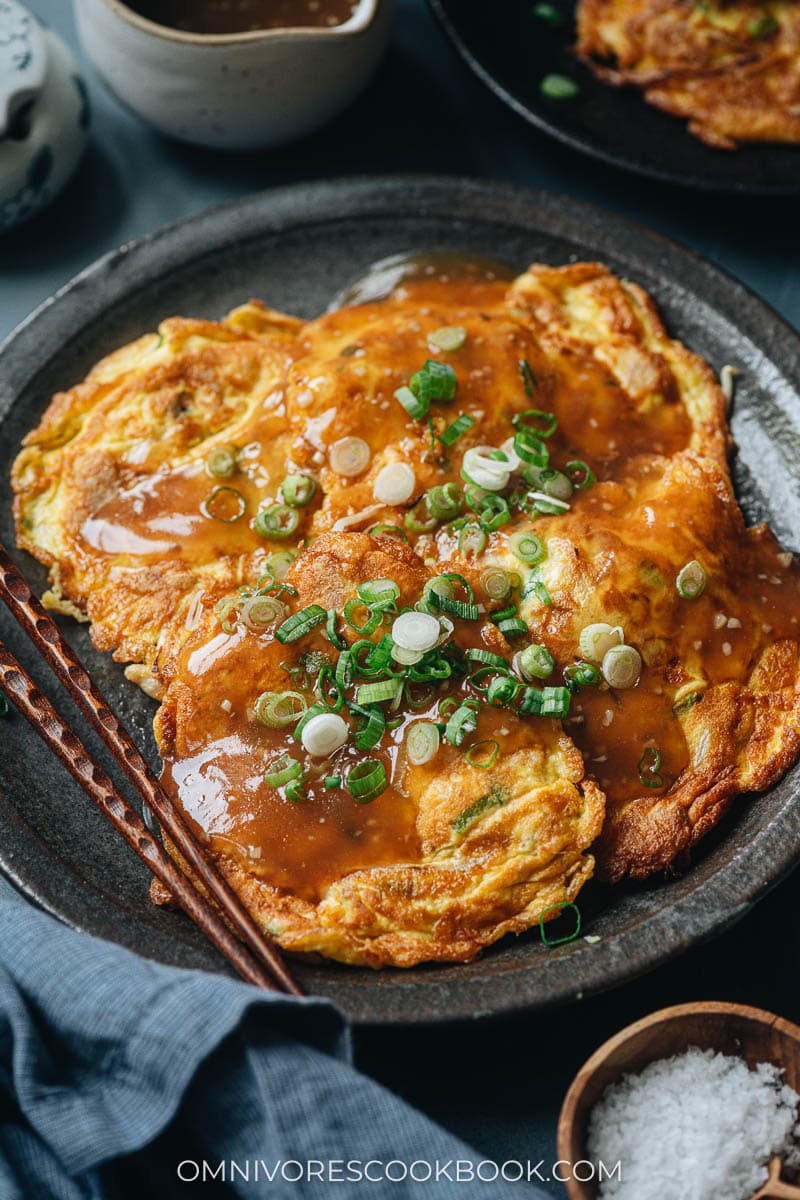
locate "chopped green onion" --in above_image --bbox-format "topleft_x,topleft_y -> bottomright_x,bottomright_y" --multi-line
264,753 -> 302,788
368,523 -> 408,542
346,758 -> 388,803
519,685 -> 571,717
335,649 -> 353,690
427,482 -> 464,520
518,643 -> 555,680
539,902 -> 581,946
564,661 -> 601,690
439,413 -> 475,446
601,644 -> 641,689
510,531 -> 546,566
676,560 -> 706,600
564,460 -> 596,490
395,384 -> 428,420
429,590 -> 479,620
513,407 -> 558,439
343,598 -> 382,635
465,739 -> 499,769
324,775 -> 342,790
474,493 -> 511,532
286,778 -> 307,804
532,2 -> 564,27
458,522 -> 488,557
452,783 -> 508,833
358,578 -> 400,608
579,622 -> 623,662
444,701 -> 479,746
428,325 -> 467,352
638,745 -> 665,789
406,721 -> 441,766
353,705 -> 386,751
524,466 -> 572,500
480,568 -> 512,601
497,617 -> 528,638
673,688 -> 704,716
405,498 -> 439,534
529,491 -> 570,515
410,359 -> 458,405
326,609 -> 346,650
276,604 -> 327,643
540,73 -> 579,100
316,666 -> 343,712
488,674 -> 521,707
206,445 -> 237,478
254,504 -> 299,539
240,595 -> 285,630
522,572 -> 552,606
518,359 -> 537,397
266,549 -> 296,580
356,678 -> 402,705
749,12 -> 778,37
281,473 -> 317,508
514,427 -> 549,468
467,648 -> 508,671
202,485 -> 247,523
292,702 -> 328,740
255,690 -> 307,728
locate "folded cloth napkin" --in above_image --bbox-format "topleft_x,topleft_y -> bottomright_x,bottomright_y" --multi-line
0,881 -> 550,1199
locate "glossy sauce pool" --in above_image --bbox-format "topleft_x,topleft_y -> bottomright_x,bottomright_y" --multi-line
126,0 -> 359,33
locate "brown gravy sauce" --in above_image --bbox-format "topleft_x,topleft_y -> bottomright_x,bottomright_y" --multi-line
126,0 -> 358,34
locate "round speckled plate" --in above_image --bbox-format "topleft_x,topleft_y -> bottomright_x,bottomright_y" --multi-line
1,177 -> 800,1025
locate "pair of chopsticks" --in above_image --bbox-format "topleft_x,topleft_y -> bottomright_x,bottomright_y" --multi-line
0,544 -> 302,997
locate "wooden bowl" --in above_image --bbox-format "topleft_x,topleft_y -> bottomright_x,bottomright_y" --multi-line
557,1002 -> 800,1199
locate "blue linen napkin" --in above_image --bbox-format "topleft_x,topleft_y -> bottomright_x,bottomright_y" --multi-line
0,881 -> 550,1198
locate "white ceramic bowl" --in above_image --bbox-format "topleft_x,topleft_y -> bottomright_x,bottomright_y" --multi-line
73,0 -> 393,150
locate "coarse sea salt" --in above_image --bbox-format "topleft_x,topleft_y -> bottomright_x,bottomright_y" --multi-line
587,1046 -> 800,1200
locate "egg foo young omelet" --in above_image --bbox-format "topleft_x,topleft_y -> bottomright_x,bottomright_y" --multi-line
12,260 -> 800,967
576,0 -> 800,149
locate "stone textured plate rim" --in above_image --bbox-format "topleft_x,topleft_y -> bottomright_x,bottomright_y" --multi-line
425,0 -> 800,197
2,174 -> 800,1026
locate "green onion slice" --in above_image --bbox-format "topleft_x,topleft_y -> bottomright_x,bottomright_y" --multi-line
520,685 -> 571,717
563,661 -> 601,690
405,498 -> 438,534
368,523 -> 408,543
518,359 -> 537,397
292,702 -> 329,741
264,753 -> 303,788
497,617 -> 528,638
428,325 -> 467,352
254,504 -> 299,540
406,721 -> 441,766
266,549 -> 296,580
427,482 -> 464,520
286,778 -> 307,804
564,460 -> 596,490
510,531 -> 546,566
676,560 -> 706,600
465,739 -> 499,769
276,604 -> 327,644
480,568 -> 512,601
410,359 -> 458,405
206,445 -> 237,479
439,413 -> 475,446
346,758 -> 388,804
518,643 -> 555,680
353,705 -> 386,751
540,74 -> 579,100
522,571 -> 552,606
356,678 -> 402,706
358,578 -> 400,608
458,522 -> 488,558
539,902 -> 581,946
513,407 -> 558,439
281,473 -> 317,508
488,674 -> 521,707
444,701 -> 479,746
202,485 -> 247,523
467,648 -> 509,670
395,384 -> 428,420
343,598 -> 382,635
255,690 -> 307,728
323,775 -> 342,790
514,427 -> 549,468
638,745 -> 665,789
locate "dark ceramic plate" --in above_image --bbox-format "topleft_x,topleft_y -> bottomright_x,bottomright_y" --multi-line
427,0 -> 800,195
1,177 -> 800,1026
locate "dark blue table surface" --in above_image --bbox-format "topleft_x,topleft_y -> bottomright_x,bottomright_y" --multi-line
3,2 -> 800,1192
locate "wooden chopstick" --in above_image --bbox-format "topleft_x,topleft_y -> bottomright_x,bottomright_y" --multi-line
0,639 -> 280,989
0,545 -> 302,997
